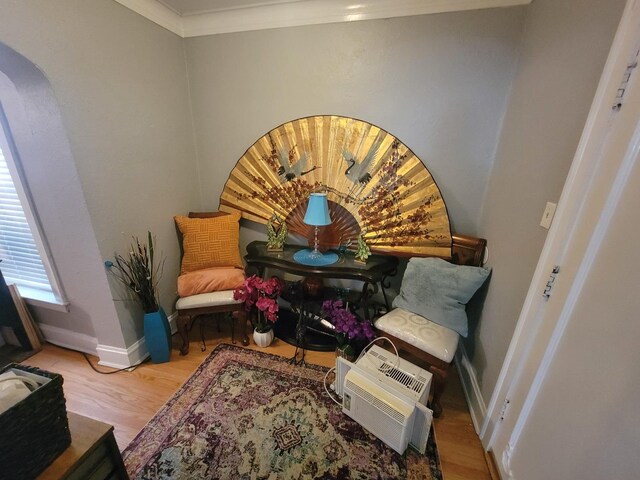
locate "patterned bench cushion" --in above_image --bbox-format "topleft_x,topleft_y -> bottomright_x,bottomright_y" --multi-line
374,308 -> 459,363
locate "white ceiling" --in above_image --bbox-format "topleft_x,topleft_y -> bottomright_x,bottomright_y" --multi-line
115,0 -> 532,37
157,0 -> 308,16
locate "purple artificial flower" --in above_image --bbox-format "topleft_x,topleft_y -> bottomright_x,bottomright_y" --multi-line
321,299 -> 375,344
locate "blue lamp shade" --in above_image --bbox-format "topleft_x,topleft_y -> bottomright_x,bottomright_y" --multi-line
303,193 -> 332,226
293,192 -> 339,266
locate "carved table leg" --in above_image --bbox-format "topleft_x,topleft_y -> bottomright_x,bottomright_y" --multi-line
380,269 -> 396,312
360,282 -> 378,321
177,313 -> 190,355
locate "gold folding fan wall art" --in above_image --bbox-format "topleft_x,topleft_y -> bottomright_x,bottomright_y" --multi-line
219,115 -> 452,257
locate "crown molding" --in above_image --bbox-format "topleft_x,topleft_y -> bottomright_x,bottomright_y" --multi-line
115,0 -> 532,38
115,0 -> 184,36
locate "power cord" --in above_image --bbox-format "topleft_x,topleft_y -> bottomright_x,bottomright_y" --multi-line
81,351 -> 148,374
355,336 -> 400,374
323,336 -> 401,407
46,341 -> 148,374
323,367 -> 342,406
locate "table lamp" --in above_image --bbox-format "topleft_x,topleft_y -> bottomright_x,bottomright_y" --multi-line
293,192 -> 339,266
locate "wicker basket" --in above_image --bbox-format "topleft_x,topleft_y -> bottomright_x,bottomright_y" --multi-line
0,363 -> 71,479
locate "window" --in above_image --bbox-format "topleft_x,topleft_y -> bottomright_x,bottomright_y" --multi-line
0,106 -> 64,306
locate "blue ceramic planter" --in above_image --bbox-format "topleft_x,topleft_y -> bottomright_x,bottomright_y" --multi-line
144,307 -> 171,363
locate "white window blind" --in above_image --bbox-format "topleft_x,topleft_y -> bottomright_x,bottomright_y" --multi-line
0,129 -> 51,292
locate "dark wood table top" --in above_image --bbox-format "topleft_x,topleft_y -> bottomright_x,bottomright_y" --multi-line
244,241 -> 398,284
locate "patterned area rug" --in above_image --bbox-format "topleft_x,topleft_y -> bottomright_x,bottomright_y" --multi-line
123,344 -> 442,479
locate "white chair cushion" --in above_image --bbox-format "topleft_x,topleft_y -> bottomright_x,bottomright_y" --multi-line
374,308 -> 459,363
176,290 -> 241,310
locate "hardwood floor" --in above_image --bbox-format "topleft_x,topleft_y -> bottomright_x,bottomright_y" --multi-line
22,324 -> 492,479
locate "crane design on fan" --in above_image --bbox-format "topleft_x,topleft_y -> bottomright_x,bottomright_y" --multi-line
277,147 -> 318,182
342,138 -> 382,199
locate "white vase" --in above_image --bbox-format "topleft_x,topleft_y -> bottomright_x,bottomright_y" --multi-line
253,328 -> 274,347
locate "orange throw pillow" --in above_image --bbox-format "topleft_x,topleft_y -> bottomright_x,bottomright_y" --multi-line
177,267 -> 246,297
175,212 -> 243,274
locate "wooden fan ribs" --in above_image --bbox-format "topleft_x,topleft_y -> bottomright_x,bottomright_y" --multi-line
219,115 -> 452,257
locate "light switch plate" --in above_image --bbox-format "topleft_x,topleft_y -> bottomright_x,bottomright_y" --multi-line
540,202 -> 557,229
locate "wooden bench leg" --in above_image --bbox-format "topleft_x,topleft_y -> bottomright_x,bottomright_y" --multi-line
177,313 -> 191,355
429,364 -> 450,418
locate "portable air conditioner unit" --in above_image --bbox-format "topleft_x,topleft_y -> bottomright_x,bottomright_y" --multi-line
334,345 -> 434,455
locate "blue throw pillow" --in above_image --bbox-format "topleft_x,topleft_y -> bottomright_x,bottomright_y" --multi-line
392,257 -> 490,337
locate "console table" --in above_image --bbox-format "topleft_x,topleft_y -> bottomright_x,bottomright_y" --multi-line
245,241 -> 398,314
245,241 -> 398,352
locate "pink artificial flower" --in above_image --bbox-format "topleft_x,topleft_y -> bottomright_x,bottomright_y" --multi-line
255,295 -> 273,312
233,288 -> 246,303
234,275 -> 282,325
255,296 -> 279,322
261,277 -> 282,297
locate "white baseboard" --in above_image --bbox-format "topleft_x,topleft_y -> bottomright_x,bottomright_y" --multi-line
41,311 -> 178,369
455,342 -> 487,434
98,311 -> 178,368
96,337 -> 148,369
39,323 -> 98,356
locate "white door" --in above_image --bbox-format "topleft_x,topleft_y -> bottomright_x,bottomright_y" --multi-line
484,1 -> 640,478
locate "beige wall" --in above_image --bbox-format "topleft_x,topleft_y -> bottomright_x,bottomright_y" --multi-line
184,8 -> 526,235
0,0 -> 199,346
472,0 -> 625,401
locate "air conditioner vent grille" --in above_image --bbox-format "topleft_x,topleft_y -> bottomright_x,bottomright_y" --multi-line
378,362 -> 426,394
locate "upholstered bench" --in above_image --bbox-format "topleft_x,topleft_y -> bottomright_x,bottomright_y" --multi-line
176,290 -> 247,355
374,234 -> 488,418
375,307 -> 460,418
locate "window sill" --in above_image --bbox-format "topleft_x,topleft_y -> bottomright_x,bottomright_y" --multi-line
17,285 -> 70,313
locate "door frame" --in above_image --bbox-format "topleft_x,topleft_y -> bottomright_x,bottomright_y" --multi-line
480,0 -> 640,473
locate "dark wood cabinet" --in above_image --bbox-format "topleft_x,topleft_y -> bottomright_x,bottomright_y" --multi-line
38,412 -> 128,480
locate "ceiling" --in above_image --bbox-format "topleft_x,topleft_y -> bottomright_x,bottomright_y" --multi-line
114,0 -> 532,38
157,0 -> 309,17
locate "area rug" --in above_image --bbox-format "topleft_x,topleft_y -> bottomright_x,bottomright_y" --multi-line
123,344 -> 442,479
